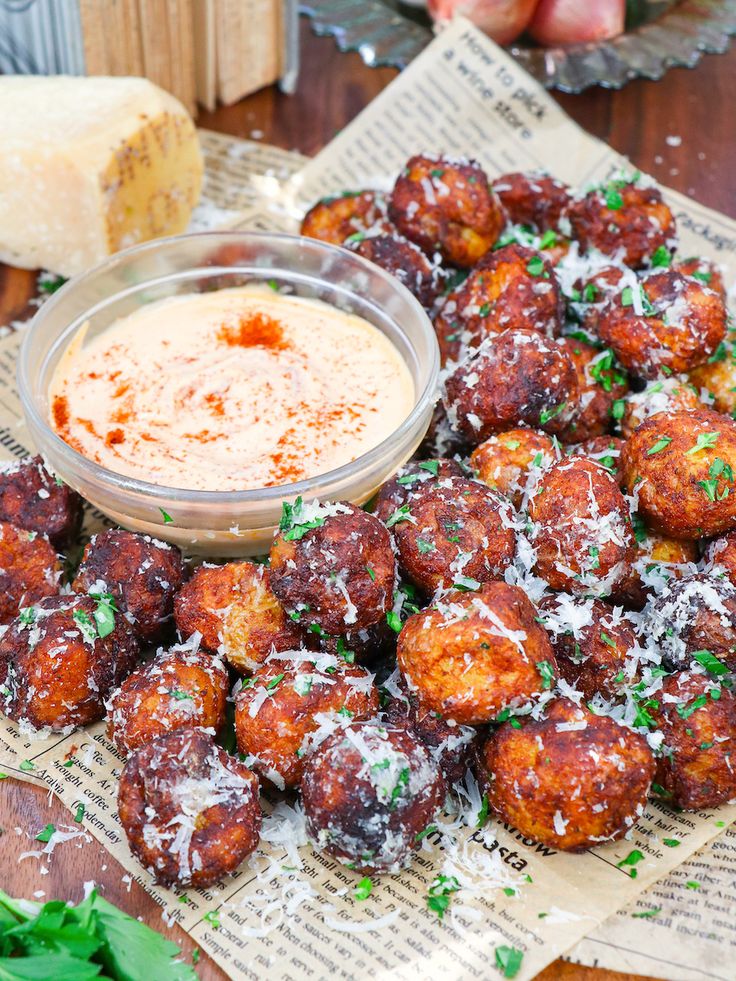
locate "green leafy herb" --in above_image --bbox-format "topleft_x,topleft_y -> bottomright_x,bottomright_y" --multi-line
662,838 -> 680,848
336,637 -> 355,664
476,794 -> 490,828
389,768 -> 410,810
418,460 -> 440,476
685,431 -> 719,455
385,504 -> 414,529
692,649 -> 728,676
647,437 -> 672,456
38,273 -> 67,294
686,880 -> 701,890
495,945 -> 524,978
89,592 -> 117,639
426,874 -> 461,920
600,631 -> 616,649
386,611 -> 402,633
266,673 -> 285,691
611,399 -> 626,421
19,760 -> 34,772
415,824 -> 437,842
18,607 -> 36,626
159,508 -> 173,524
35,823 -> 55,843
169,689 -> 194,702
539,403 -> 565,425
676,694 -> 708,719
536,660 -> 555,690
73,610 -> 97,644
365,564 -> 376,582
650,246 -> 671,268
453,575 -> 481,592
526,256 -> 545,277
617,849 -> 645,878
279,497 -> 326,541
74,804 -> 85,824
632,906 -> 661,919
202,910 -> 220,929
417,538 -> 436,554
354,877 -> 372,900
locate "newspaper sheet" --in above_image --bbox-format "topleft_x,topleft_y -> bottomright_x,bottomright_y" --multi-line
1,17 -> 735,981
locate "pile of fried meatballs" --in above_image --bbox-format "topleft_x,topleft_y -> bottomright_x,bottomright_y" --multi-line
1,155 -> 735,896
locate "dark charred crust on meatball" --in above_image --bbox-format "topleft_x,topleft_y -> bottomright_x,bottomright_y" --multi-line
572,436 -> 625,487
0,521 -> 60,624
556,338 -> 628,444
349,234 -> 445,308
373,458 -> 465,524
0,456 -> 83,549
492,172 -> 572,232
300,190 -> 392,245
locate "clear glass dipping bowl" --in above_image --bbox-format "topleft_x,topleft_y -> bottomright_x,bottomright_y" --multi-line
18,232 -> 439,556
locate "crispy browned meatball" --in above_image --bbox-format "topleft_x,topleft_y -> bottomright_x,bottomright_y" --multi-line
613,525 -> 698,610
470,429 -> 556,507
174,560 -> 303,671
118,727 -> 261,888
620,408 -> 736,539
389,155 -> 503,267
478,699 -> 655,851
689,329 -> 736,417
433,244 -> 563,364
675,257 -> 725,300
373,458 -> 465,524
390,476 -> 516,594
270,502 -> 395,636
349,233 -> 445,308
0,522 -> 60,624
0,456 -> 83,549
706,529 -> 736,587
234,653 -> 378,789
569,179 -> 676,269
301,722 -> 445,872
0,595 -> 139,733
492,172 -> 572,231
597,271 -> 727,379
529,456 -> 636,596
651,671 -> 735,810
557,339 -> 628,443
572,436 -> 625,487
621,376 -> 701,438
106,643 -> 229,757
397,583 -> 557,725
73,530 -> 184,644
384,671 -> 478,786
443,329 -> 579,443
644,573 -> 736,672
301,190 -> 391,245
539,595 -> 639,700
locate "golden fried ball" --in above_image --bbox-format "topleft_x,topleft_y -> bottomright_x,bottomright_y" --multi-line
529,456 -> 636,596
621,376 -> 701,438
73,530 -> 185,643
569,179 -> 676,269
443,328 -> 579,443
433,244 -> 563,364
470,428 -> 556,507
389,476 -> 516,594
118,727 -> 261,888
644,573 -> 736,672
651,671 -> 735,810
597,271 -> 727,379
571,436 -> 626,487
0,456 -> 83,549
270,502 -> 395,636
301,190 -> 391,245
301,722 -> 445,873
674,257 -> 725,300
174,560 -> 303,672
349,233 -> 445,308
397,582 -> 558,725
492,171 -> 572,232
689,329 -> 736,417
389,155 -> 504,267
478,699 -> 655,851
234,652 -> 378,789
557,339 -> 628,443
0,595 -> 139,733
620,407 -> 736,539
612,523 -> 698,610
373,458 -> 465,524
106,643 -> 229,757
0,522 -> 60,625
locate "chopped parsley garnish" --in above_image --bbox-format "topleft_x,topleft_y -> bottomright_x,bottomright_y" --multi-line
203,909 -> 220,928
38,274 -> 67,294
662,838 -> 680,848
169,689 -> 194,701
386,504 -> 414,528
354,877 -> 372,900
453,575 -> 481,592
18,607 -> 36,626
89,591 -> 117,639
536,660 -> 555,690
476,794 -> 490,828
676,693 -> 708,718
589,349 -> 624,392
617,849 -> 645,877
266,673 -> 285,691
478,302 -> 491,316
611,398 -> 626,420
426,874 -> 461,920
73,609 -> 98,644
365,564 -> 376,581
686,880 -> 701,890
495,945 -> 524,979
418,460 -> 439,476
692,649 -> 728,676
337,706 -> 354,718
539,403 -> 565,425
647,437 -> 672,455
600,631 -> 616,649
74,803 -> 85,823
279,497 -> 326,540
159,508 -> 173,524
417,538 -> 436,554
526,256 -> 545,277
19,760 -> 34,772
632,906 -> 661,919
650,246 -> 671,268
416,824 -> 437,842
685,431 -> 720,455
35,823 -> 55,842
386,611 -> 402,633
588,545 -> 600,570
389,767 -> 410,810
336,637 -> 355,664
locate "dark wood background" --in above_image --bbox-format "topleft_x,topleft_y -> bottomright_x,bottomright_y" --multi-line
2,17 -> 734,981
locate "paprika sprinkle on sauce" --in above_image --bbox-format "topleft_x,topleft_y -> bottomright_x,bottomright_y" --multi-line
48,286 -> 415,492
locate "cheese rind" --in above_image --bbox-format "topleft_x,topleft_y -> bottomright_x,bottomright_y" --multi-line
0,75 -> 203,277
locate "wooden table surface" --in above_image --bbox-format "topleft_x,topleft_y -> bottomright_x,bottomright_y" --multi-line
2,17 -> 735,981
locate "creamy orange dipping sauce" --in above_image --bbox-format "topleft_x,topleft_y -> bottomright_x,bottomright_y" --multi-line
49,287 -> 415,491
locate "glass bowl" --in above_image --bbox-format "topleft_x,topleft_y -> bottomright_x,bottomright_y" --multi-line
18,232 -> 439,557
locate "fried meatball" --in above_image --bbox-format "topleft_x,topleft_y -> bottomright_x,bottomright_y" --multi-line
492,172 -> 572,232
0,456 -> 83,549
384,672 -> 478,786
613,525 -> 698,610
706,530 -> 736,587
675,257 -> 726,300
389,155 -> 503,267
478,699 -> 655,851
529,456 -> 635,596
568,179 -> 676,268
390,476 -> 516,594
620,408 -> 736,539
621,376 -> 701,438
118,728 -> 261,888
397,583 -> 557,725
270,502 -> 395,636
470,428 -> 556,507
572,436 -> 625,487
651,671 -> 735,810
0,522 -> 60,624
597,271 -> 727,379
0,595 -> 139,733
301,722 -> 445,872
433,244 -> 563,364
443,329 -> 579,443
644,573 -> 736,672
174,560 -> 303,671
689,330 -> 736,417
73,530 -> 184,644
106,643 -> 229,757
301,190 -> 391,245
373,458 -> 465,524
557,340 -> 628,443
234,652 -> 378,789
349,233 -> 444,308
539,595 -> 639,700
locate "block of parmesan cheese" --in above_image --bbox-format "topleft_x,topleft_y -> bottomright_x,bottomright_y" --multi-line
0,75 -> 203,277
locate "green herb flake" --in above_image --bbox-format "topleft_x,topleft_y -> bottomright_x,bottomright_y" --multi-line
366,564 -> 376,582
35,823 -> 56,842
536,660 -> 555,690
90,591 -> 117,639
426,874 -> 461,920
617,849 -> 645,877
676,694 -> 708,719
647,437 -> 672,456
686,880 -> 701,890
169,689 -> 194,701
632,906 -> 661,919
604,189 -> 624,211
418,460 -> 440,476
650,246 -> 671,268
279,496 -> 326,541
389,767 -> 410,810
476,794 -> 490,828
495,945 -> 524,979
19,759 -> 34,771
539,402 -> 565,425
692,649 -> 728,676
685,431 -> 720,455
415,824 -> 438,842
266,673 -> 285,691
662,838 -> 680,848
453,575 -> 481,592
526,256 -> 545,277
417,538 -> 436,554
386,611 -> 402,633
203,909 -> 220,928
354,877 -> 372,900
74,803 -> 85,823
611,399 -> 626,421
386,504 -> 414,529
505,439 -> 521,451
